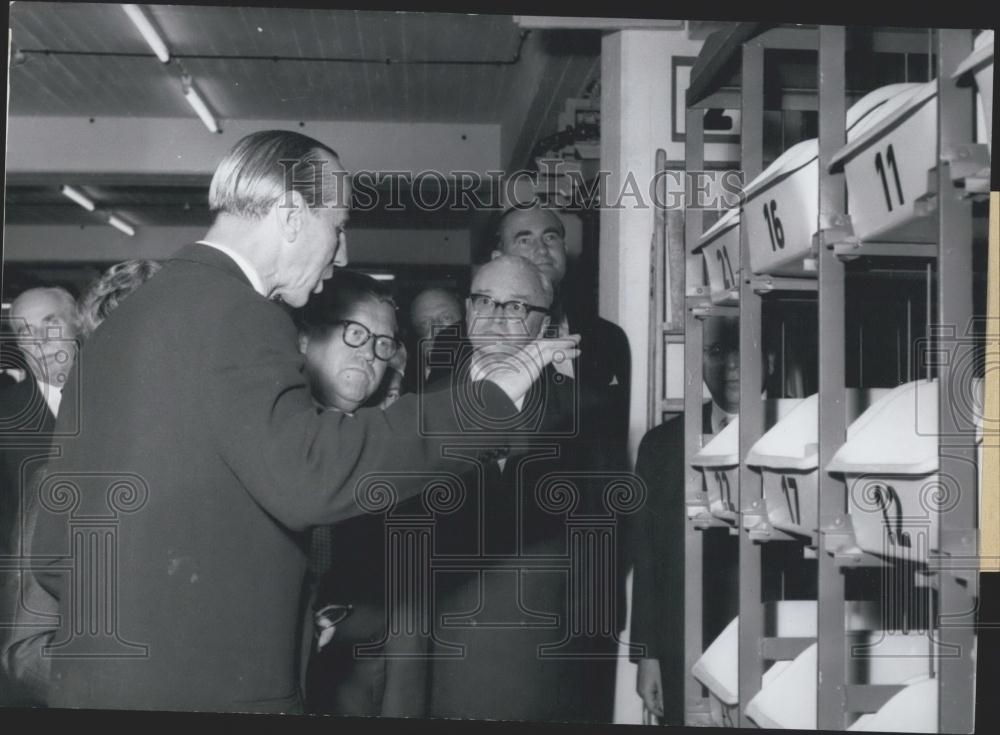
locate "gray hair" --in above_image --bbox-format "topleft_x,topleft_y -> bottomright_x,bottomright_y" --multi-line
208,130 -> 344,219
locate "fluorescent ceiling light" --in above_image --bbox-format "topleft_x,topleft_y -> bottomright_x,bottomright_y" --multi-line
122,4 -> 171,63
108,215 -> 136,237
367,273 -> 396,281
513,16 -> 683,30
61,185 -> 96,212
182,77 -> 219,133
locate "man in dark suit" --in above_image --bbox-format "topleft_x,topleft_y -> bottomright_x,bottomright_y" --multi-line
0,287 -> 80,706
425,255 -> 622,724
629,316 -> 740,724
27,130 -> 577,713
491,206 -> 632,647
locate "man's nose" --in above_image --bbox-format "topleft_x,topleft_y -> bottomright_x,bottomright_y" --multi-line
491,315 -> 529,335
355,339 -> 375,361
725,349 -> 740,372
334,232 -> 349,266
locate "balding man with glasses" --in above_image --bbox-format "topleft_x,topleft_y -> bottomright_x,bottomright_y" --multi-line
423,254 -> 619,723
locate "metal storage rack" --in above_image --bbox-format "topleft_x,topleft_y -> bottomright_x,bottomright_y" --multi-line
663,23 -> 985,731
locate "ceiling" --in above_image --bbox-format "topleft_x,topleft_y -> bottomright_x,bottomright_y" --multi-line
5,4 -> 603,237
9,5 -> 562,122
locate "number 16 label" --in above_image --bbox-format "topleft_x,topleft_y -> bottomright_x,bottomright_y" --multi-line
763,198 -> 785,251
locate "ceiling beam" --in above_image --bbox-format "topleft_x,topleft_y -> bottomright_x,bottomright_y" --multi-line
5,116 -> 501,178
2,225 -> 472,266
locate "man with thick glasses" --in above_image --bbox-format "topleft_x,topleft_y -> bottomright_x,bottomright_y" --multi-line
292,270 -> 427,718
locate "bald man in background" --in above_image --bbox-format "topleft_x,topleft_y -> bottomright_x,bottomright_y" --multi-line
409,288 -> 463,346
0,287 -> 80,705
405,287 -> 464,391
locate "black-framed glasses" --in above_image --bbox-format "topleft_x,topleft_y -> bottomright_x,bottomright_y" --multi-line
338,320 -> 400,361
314,603 -> 353,628
704,343 -> 737,360
469,293 -> 550,320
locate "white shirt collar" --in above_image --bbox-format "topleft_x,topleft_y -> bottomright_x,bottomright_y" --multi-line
711,401 -> 737,434
197,240 -> 268,298
38,380 -> 63,418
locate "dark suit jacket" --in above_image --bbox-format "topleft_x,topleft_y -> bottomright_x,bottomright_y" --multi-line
424,339 -> 621,724
0,377 -> 59,706
563,310 -> 631,637
0,377 -> 57,556
565,311 -> 631,476
628,403 -> 739,726
28,243 -> 517,713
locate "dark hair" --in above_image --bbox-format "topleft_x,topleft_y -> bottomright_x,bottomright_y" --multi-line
294,270 -> 397,340
493,204 -> 566,250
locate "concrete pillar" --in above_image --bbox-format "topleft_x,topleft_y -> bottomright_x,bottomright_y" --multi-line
600,29 -> 700,464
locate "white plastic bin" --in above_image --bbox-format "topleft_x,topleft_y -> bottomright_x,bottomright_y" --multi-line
692,601 -> 822,727
952,29 -> 994,153
691,400 -> 801,524
743,84 -> 922,275
848,676 -> 938,733
745,389 -> 892,539
826,378 -> 983,564
742,138 -> 821,277
828,81 -> 939,243
696,601 -> 889,729
694,208 -> 741,305
746,633 -> 933,730
692,416 -> 741,523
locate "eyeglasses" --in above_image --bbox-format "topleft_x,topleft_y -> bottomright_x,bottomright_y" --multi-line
704,343 -> 737,360
469,293 -> 550,319
338,320 -> 400,361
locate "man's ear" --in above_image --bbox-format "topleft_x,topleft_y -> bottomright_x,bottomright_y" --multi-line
297,332 -> 309,355
274,190 -> 307,243
490,249 -> 502,261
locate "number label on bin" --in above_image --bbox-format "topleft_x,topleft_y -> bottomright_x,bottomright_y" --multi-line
743,158 -> 819,276
715,246 -> 737,290
781,475 -> 801,527
873,484 -> 911,549
873,144 -> 905,212
715,470 -> 735,513
763,199 -> 785,251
